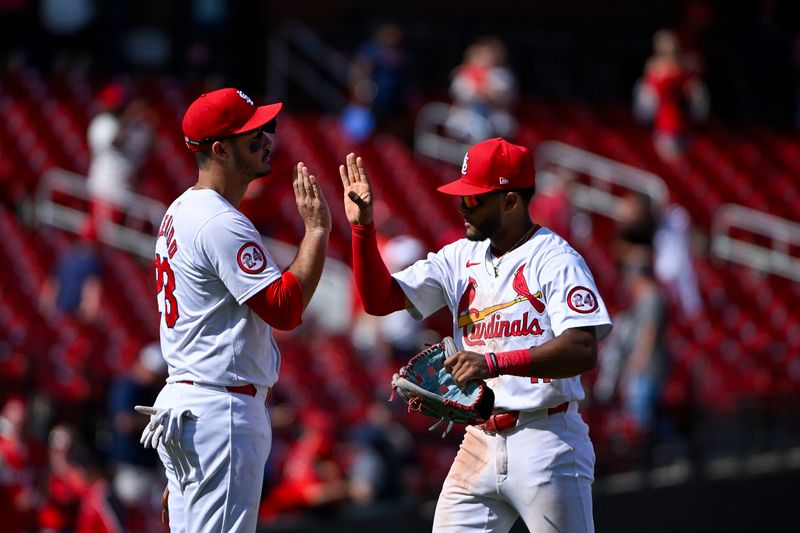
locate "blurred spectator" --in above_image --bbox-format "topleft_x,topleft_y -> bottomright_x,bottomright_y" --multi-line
612,191 -> 659,262
378,235 -> 429,358
352,234 -> 433,366
529,165 -> 577,240
340,93 -> 377,145
633,29 -> 709,164
346,401 -> 414,506
342,22 -> 411,142
260,410 -> 348,522
86,82 -> 157,233
654,204 -> 703,318
73,456 -> 123,533
445,36 -> 518,143
595,193 -> 669,441
594,250 -> 669,435
612,191 -> 702,319
38,424 -> 88,532
0,396 -> 46,533
39,223 -> 103,325
107,342 -> 166,524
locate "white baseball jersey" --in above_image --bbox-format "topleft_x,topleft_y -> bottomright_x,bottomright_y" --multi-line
154,188 -> 281,388
393,225 -> 612,412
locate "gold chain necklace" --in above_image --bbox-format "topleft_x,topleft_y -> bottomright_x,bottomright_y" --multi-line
488,226 -> 535,278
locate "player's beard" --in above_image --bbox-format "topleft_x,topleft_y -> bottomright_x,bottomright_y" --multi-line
230,142 -> 271,180
465,214 -> 500,242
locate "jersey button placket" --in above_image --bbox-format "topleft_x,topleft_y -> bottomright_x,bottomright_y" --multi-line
495,432 -> 509,487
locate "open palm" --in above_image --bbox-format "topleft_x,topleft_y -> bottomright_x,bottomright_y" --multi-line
338,152 -> 374,225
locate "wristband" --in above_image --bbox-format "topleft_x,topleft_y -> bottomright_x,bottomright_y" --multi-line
352,221 -> 375,236
495,349 -> 533,377
484,352 -> 499,378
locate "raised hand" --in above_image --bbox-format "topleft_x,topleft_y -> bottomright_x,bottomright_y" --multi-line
339,153 -> 373,226
292,162 -> 331,234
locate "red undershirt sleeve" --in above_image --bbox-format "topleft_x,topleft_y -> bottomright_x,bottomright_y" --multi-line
352,222 -> 407,316
245,270 -> 303,330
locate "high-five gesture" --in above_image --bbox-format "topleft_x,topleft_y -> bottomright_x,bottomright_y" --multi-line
339,153 -> 373,225
293,162 -> 331,235
289,161 -> 331,309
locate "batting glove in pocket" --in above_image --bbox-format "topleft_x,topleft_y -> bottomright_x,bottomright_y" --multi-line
135,405 -> 198,449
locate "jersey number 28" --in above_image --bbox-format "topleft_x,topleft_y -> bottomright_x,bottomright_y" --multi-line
155,254 -> 179,328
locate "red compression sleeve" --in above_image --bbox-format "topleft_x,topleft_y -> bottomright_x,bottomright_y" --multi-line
496,349 -> 534,377
246,271 -> 303,330
352,222 -> 407,316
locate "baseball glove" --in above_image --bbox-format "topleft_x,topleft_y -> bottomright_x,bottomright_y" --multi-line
391,337 -> 494,437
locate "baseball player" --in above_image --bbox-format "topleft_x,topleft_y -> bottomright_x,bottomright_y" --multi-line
138,88 -> 331,532
340,138 -> 612,532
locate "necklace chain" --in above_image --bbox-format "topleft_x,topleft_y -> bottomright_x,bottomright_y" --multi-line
489,226 -> 535,278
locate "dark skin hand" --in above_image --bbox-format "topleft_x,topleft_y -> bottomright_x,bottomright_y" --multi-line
444,326 -> 598,389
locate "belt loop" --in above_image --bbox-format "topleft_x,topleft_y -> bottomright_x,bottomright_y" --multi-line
177,381 -> 270,404
546,401 -> 570,417
479,402 -> 570,435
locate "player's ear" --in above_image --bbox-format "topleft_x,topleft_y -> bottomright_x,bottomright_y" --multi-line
210,140 -> 228,161
503,192 -> 519,211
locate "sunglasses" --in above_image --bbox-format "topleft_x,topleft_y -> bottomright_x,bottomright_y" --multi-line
461,191 -> 506,209
462,195 -> 480,208
260,118 -> 278,135
184,118 -> 278,148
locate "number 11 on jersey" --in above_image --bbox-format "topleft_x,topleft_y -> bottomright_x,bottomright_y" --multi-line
155,254 -> 179,328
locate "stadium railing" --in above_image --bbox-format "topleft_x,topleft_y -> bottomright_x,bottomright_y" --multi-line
534,140 -> 669,219
710,203 -> 800,282
413,102 -> 487,165
35,168 -> 165,258
266,19 -> 350,111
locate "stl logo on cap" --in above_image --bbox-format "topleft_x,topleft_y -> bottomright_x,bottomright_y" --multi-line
237,90 -> 254,106
437,138 -> 535,196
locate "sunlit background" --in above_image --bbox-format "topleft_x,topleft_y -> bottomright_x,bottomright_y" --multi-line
0,1 -> 798,531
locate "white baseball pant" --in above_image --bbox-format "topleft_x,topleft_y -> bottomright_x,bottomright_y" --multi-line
154,381 -> 271,533
433,402 -> 595,532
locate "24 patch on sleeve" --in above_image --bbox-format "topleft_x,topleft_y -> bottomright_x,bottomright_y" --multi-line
567,286 -> 598,313
237,242 -> 267,274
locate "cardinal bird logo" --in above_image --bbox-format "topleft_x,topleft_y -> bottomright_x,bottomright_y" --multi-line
456,268 -> 546,346
456,266 -> 545,331
512,265 -> 545,313
457,277 -> 478,318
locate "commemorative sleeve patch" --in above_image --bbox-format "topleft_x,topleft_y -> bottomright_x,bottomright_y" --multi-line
567,286 -> 598,314
237,241 -> 267,274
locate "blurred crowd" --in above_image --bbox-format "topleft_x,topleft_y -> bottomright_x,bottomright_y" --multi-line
1,1 -> 799,531
0,353 -> 436,533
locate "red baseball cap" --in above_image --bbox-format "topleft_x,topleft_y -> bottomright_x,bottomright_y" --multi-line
437,138 -> 535,196
182,88 -> 283,152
